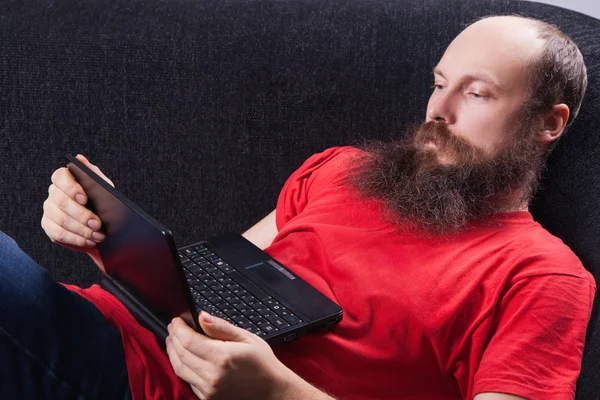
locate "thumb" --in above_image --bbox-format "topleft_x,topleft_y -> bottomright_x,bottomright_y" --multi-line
199,312 -> 252,343
75,154 -> 115,187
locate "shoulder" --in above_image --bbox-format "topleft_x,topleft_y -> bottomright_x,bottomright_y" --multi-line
504,222 -> 595,288
290,146 -> 364,189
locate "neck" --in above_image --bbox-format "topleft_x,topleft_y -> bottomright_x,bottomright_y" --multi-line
495,186 -> 530,213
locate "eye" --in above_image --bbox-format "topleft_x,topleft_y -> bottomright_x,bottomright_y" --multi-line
468,92 -> 487,99
431,84 -> 444,90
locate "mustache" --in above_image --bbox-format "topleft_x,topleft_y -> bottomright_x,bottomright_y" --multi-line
413,121 -> 485,162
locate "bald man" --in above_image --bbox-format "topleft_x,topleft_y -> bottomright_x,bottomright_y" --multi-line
1,15 -> 594,400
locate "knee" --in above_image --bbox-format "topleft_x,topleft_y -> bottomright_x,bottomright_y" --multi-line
0,231 -> 21,263
0,231 -> 45,280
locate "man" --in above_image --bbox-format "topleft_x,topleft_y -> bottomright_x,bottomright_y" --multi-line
0,14 -> 594,400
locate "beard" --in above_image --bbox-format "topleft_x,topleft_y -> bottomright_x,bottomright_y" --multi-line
345,118 -> 548,235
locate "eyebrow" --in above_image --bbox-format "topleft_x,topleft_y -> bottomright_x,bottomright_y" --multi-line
433,67 -> 503,93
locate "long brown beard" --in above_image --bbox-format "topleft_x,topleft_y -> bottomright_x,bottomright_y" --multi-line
344,120 -> 547,235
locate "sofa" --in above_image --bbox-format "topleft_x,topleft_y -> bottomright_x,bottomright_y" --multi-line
1,0 -> 599,397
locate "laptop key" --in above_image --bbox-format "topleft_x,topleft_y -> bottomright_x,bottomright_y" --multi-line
274,307 -> 291,317
230,299 -> 244,308
227,311 -> 242,320
261,310 -> 277,319
222,306 -> 235,314
264,299 -> 280,309
233,317 -> 252,328
254,305 -> 269,313
253,317 -> 268,326
245,325 -> 262,335
206,294 -> 220,303
209,283 -> 224,292
259,324 -> 277,334
238,292 -> 253,301
238,305 -> 252,315
224,294 -> 238,303
284,315 -> 302,325
247,313 -> 261,322
266,315 -> 290,329
246,311 -> 259,320
194,283 -> 208,292
212,271 -> 225,279
218,277 -> 232,285
219,265 -> 234,273
213,299 -> 227,308
245,299 -> 260,307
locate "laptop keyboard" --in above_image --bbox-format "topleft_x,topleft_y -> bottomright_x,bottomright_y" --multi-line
178,244 -> 303,338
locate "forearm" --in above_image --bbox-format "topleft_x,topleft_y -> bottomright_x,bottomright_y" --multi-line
242,209 -> 278,250
273,366 -> 337,400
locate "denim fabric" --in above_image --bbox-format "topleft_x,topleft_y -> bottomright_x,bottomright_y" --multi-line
0,231 -> 131,399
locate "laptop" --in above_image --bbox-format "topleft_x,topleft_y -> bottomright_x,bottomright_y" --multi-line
66,154 -> 343,346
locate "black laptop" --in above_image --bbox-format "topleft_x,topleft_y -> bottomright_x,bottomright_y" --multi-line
66,154 -> 343,346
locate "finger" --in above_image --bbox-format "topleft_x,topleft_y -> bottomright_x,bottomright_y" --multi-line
165,336 -> 210,397
169,332 -> 213,376
75,154 -> 115,187
43,199 -> 104,243
198,311 -> 252,343
41,217 -> 96,248
48,185 -> 102,231
51,167 -> 88,206
170,317 -> 221,361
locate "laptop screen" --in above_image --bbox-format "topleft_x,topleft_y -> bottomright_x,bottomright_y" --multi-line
67,156 -> 196,328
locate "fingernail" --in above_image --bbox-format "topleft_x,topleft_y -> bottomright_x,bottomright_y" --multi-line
87,219 -> 101,230
92,231 -> 105,242
202,312 -> 213,324
76,194 -> 87,205
85,239 -> 96,247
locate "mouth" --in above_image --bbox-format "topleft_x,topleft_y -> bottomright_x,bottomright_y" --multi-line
423,139 -> 438,149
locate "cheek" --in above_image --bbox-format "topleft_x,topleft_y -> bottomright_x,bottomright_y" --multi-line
455,107 -> 508,152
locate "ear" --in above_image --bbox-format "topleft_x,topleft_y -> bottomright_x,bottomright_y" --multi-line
538,103 -> 569,144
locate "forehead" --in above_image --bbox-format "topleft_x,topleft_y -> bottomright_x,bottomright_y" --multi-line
436,18 -> 543,93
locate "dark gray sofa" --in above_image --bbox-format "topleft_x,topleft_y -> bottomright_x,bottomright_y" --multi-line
1,0 -> 599,397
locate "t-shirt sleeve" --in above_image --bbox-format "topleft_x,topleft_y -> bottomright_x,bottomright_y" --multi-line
275,146 -> 355,230
472,273 -> 595,400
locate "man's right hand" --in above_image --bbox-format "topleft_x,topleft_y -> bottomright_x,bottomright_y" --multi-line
41,154 -> 115,272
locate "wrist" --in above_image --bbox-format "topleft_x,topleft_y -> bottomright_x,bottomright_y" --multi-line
268,364 -> 333,400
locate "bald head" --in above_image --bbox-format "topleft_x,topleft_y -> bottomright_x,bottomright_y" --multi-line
455,16 -> 545,67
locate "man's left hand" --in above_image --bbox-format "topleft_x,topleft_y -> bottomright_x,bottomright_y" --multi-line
166,311 -> 292,400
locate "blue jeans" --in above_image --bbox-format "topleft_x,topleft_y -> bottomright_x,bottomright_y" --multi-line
0,231 -> 131,399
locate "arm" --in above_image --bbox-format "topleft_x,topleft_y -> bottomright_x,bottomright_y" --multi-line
474,394 -> 526,400
242,209 -> 278,250
166,312 -> 335,399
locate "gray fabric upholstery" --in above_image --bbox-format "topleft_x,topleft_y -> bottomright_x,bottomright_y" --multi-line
1,0 -> 599,397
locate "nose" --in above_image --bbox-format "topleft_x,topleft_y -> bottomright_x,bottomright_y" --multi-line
426,90 -> 456,125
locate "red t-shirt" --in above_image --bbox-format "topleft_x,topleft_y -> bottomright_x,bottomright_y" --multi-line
65,146 -> 595,400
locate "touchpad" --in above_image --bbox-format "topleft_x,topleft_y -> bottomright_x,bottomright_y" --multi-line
246,260 -> 296,286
